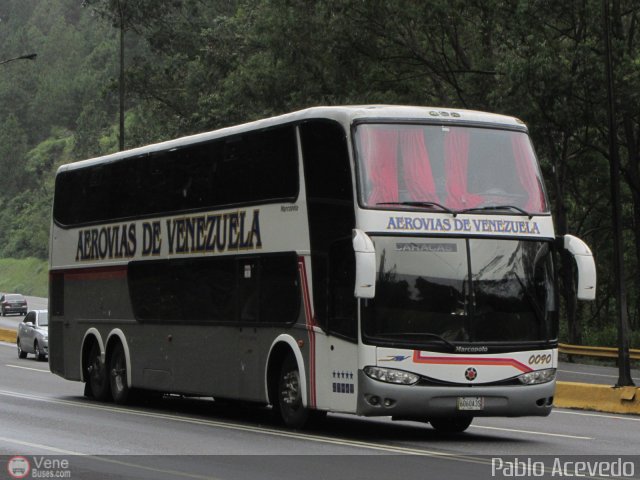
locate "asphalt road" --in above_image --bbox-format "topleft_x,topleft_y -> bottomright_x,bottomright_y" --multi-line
558,360 -> 640,385
1,342 -> 639,480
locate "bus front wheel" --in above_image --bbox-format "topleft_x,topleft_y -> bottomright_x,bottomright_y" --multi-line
85,342 -> 111,401
109,343 -> 130,404
429,417 -> 473,433
277,355 -> 309,429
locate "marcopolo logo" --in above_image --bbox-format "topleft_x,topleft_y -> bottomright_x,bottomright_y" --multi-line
464,367 -> 478,381
7,456 -> 30,479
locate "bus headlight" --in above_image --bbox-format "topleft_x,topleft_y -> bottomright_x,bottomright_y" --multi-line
518,368 -> 556,385
364,366 -> 419,385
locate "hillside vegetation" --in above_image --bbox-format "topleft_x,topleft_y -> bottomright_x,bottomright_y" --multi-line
0,258 -> 48,297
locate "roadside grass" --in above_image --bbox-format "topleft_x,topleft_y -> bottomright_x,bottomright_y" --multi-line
0,258 -> 48,297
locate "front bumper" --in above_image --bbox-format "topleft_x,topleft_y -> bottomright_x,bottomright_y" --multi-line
357,370 -> 554,419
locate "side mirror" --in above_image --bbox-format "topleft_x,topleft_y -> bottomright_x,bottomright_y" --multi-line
353,229 -> 376,299
562,234 -> 597,301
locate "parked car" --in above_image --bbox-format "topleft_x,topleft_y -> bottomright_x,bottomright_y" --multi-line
1,293 -> 28,316
17,310 -> 48,361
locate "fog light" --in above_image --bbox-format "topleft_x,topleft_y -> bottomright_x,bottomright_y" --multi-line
367,395 -> 381,406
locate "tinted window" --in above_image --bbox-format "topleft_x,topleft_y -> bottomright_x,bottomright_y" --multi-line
128,253 -> 300,324
362,237 -> 557,349
300,120 -> 356,340
54,125 -> 299,226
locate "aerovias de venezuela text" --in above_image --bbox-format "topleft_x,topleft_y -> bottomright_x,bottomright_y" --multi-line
75,210 -> 262,261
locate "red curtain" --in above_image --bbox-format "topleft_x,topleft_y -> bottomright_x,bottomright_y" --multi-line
511,134 -> 546,212
362,127 -> 399,204
444,128 -> 481,209
401,129 -> 439,202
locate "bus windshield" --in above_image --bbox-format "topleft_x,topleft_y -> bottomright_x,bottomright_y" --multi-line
355,124 -> 548,214
361,237 -> 557,349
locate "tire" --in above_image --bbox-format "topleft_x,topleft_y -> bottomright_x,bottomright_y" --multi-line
34,341 -> 45,361
17,339 -> 27,359
429,417 -> 473,433
109,343 -> 130,404
85,342 -> 111,401
277,354 -> 309,429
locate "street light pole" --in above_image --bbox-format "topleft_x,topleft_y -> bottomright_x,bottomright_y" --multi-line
603,0 -> 635,387
116,0 -> 125,152
0,53 -> 37,66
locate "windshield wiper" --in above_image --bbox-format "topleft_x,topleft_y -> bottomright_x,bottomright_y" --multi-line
377,201 -> 455,216
457,205 -> 533,219
380,332 -> 456,350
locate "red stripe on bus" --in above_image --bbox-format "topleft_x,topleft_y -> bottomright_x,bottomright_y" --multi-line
412,351 -> 533,373
298,257 -> 316,408
54,265 -> 128,281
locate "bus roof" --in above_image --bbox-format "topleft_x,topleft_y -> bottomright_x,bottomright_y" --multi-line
57,105 -> 527,173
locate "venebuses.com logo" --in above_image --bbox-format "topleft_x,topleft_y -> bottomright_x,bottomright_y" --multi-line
6,456 -> 71,479
7,456 -> 30,479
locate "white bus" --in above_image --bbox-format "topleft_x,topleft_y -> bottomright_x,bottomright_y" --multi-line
49,106 -> 596,432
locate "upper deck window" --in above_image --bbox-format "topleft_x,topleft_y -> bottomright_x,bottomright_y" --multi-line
53,125 -> 298,226
355,124 -> 548,215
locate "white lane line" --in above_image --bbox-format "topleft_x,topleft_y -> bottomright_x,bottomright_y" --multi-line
0,436 -> 221,480
470,424 -> 592,440
6,364 -> 51,373
0,389 -> 489,462
559,369 -> 640,380
554,409 -> 640,422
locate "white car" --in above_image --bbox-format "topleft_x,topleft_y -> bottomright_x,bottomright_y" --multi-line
17,310 -> 48,361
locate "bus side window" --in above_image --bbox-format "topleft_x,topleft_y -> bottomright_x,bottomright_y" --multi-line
328,238 -> 357,339
300,120 -> 356,340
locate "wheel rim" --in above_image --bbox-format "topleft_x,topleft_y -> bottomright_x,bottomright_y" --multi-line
89,352 -> 104,385
281,370 -> 301,412
111,354 -> 126,393
35,343 -> 40,357
17,341 -> 22,355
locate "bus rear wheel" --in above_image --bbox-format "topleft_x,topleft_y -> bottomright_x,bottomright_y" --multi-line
277,355 -> 309,429
429,417 -> 473,433
109,343 -> 130,404
85,342 -> 111,401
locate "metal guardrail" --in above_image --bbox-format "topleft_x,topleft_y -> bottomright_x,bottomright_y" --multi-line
559,343 -> 640,360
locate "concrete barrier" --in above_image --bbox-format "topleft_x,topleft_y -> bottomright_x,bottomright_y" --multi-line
555,381 -> 640,415
0,327 -> 15,343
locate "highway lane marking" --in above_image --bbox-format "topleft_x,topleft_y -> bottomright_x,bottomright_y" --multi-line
0,389 -> 594,447
0,389 -> 498,464
559,368 -> 640,380
470,424 -> 592,440
0,436 -> 222,480
6,364 -> 51,373
555,409 -> 640,422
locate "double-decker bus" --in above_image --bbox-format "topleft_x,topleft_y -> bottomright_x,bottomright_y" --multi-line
49,106 -> 596,432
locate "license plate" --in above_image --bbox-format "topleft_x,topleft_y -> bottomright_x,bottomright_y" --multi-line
457,396 -> 484,411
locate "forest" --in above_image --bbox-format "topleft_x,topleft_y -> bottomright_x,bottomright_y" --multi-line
0,0 -> 639,347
